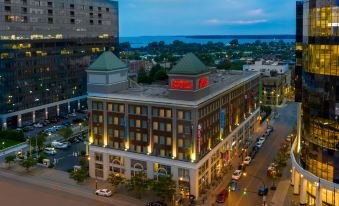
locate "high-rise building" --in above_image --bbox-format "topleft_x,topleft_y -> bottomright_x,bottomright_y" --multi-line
86,52 -> 261,198
0,0 -> 119,129
292,1 -> 339,205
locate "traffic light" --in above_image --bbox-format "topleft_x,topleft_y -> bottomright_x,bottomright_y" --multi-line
243,188 -> 248,195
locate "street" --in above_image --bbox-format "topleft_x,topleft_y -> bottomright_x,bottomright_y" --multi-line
212,102 -> 297,206
0,175 -> 112,206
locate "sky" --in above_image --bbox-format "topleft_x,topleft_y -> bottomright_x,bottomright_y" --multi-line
119,0 -> 296,37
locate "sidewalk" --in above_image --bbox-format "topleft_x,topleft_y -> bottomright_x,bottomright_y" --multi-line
269,161 -> 292,206
0,164 -> 144,206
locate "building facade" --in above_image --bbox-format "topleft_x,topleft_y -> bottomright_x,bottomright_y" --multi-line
292,1 -> 339,205
0,0 -> 119,129
260,75 -> 287,106
87,52 -> 260,198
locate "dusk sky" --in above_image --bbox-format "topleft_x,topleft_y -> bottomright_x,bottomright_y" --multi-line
119,0 -> 296,37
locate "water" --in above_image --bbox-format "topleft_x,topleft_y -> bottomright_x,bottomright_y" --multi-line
120,36 -> 295,48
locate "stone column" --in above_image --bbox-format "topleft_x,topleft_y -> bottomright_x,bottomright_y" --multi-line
77,100 -> 81,110
67,102 -> 71,113
103,100 -> 108,146
291,167 -> 295,186
124,157 -> 131,179
88,151 -> 95,178
32,111 -> 36,123
189,168 -> 199,198
102,152 -> 109,180
294,171 -> 300,195
315,185 -> 322,206
57,105 -> 60,116
172,108 -> 177,158
45,108 -> 48,120
146,160 -> 154,180
207,158 -> 212,184
171,165 -> 179,194
300,175 -> 307,205
17,114 -> 22,128
1,117 -> 7,130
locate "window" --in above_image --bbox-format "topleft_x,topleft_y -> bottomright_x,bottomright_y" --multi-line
108,128 -> 113,137
98,20 -> 102,25
22,0 -> 27,5
153,122 -> 158,130
166,110 -> 172,118
184,140 -> 190,148
129,105 -> 135,114
136,120 -> 141,128
184,111 -> 191,120
142,120 -> 147,129
178,111 -> 183,119
120,130 -> 125,137
70,4 -> 74,9
98,13 -> 102,18
160,149 -> 165,157
92,102 -> 103,110
160,136 -> 165,145
120,117 -> 124,126
136,145 -> 141,153
89,6 -> 93,11
153,135 -> 158,143
178,125 -> 183,134
95,153 -> 103,161
70,19 -> 75,24
136,106 -> 141,114
48,9 -> 53,15
93,114 -> 98,123
90,20 -> 93,25
143,134 -> 148,142
141,107 -> 148,115
136,133 -> 141,141
106,8 -> 109,12
108,116 -> 113,124
166,123 -> 172,132
159,123 -> 165,131
160,109 -> 165,117
130,119 -> 135,127
70,11 -> 75,16
21,7 -> 27,13
98,115 -> 103,123
130,145 -> 135,151
48,17 -> 53,24
184,126 -> 191,134
114,130 -> 119,138
178,139 -> 183,147
153,109 -> 158,117
47,1 -> 53,7
178,153 -> 183,160
98,7 -> 101,11
120,105 -> 124,113
166,137 -> 172,146
130,132 -> 135,140
114,117 -> 119,125
5,6 -> 11,12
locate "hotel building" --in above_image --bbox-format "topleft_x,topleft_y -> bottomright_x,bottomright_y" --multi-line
0,0 -> 119,129
292,1 -> 339,205
87,52 -> 260,198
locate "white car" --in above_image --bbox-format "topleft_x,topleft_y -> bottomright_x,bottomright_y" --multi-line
256,141 -> 263,148
33,123 -> 43,128
95,189 -> 112,197
69,113 -> 77,117
51,141 -> 68,149
243,156 -> 252,165
232,170 -> 242,180
44,147 -> 57,155
258,137 -> 266,143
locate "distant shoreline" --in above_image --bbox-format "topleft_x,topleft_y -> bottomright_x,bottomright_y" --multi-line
181,35 -> 295,39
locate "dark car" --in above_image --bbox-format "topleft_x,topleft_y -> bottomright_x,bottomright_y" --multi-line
147,201 -> 167,206
216,190 -> 228,203
62,121 -> 71,126
258,186 -> 268,196
238,163 -> 246,171
228,180 -> 238,191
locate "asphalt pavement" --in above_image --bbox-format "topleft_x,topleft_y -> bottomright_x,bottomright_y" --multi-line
208,102 -> 297,206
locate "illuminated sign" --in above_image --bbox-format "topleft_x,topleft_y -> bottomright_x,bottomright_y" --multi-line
198,77 -> 209,89
171,79 -> 193,90
197,124 -> 202,153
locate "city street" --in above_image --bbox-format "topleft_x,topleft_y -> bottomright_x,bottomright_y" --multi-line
0,175 -> 112,206
209,102 -> 297,206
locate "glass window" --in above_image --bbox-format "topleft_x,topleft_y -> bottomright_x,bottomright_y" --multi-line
114,117 -> 119,125
143,134 -> 148,142
153,121 -> 158,130
166,123 -> 172,132
130,119 -> 135,127
136,106 -> 141,115
119,104 -> 124,113
113,104 -> 119,112
136,133 -> 141,141
178,139 -> 183,147
136,120 -> 141,128
154,135 -> 158,143
160,123 -> 165,131
95,153 -> 103,161
178,111 -> 183,119
184,111 -> 191,120
184,139 -> 190,148
152,108 -> 158,117
120,130 -> 125,138
114,130 -> 119,138
166,137 -> 172,146
137,145 -> 141,153
107,104 -> 113,111
166,109 -> 172,118
160,109 -> 165,117
130,132 -> 135,140
160,149 -> 165,157
142,120 -> 147,129
160,136 -> 165,145
108,116 -> 113,124
178,125 -> 183,133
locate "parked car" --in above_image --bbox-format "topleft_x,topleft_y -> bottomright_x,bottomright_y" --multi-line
95,189 -> 112,197
243,156 -> 252,165
216,190 -> 228,203
51,141 -> 68,149
23,126 -> 34,132
258,137 -> 266,143
238,163 -> 246,171
267,162 -> 279,177
147,201 -> 167,206
267,126 -> 273,133
69,113 -> 77,117
44,147 -> 57,155
228,180 -> 238,191
258,186 -> 268,196
62,121 -> 71,127
33,123 -> 43,128
44,127 -> 57,133
232,170 -> 242,180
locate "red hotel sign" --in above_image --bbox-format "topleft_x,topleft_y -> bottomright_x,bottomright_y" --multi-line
171,79 -> 193,90
198,77 -> 208,89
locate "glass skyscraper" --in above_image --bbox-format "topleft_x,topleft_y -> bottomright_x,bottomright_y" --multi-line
292,0 -> 339,205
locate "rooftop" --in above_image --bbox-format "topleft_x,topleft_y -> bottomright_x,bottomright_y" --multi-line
168,53 -> 209,75
89,70 -> 260,107
88,51 -> 127,72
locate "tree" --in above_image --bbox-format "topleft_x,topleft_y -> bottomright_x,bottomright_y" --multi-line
58,127 -> 73,141
229,39 -> 239,46
217,59 -> 232,70
151,175 -> 177,203
137,70 -> 152,84
126,171 -> 149,199
108,173 -> 125,192
31,133 -> 47,152
5,155 -> 16,168
20,157 -> 37,172
154,69 -> 168,81
70,168 -> 89,183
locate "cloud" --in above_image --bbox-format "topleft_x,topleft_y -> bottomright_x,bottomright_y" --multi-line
205,19 -> 268,25
248,9 -> 265,17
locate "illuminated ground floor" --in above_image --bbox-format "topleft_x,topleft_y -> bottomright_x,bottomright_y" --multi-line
89,109 -> 260,198
291,144 -> 339,206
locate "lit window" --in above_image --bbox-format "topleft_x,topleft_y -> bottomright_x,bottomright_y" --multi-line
153,135 -> 158,143
136,133 -> 141,141
178,125 -> 183,133
153,122 -> 158,130
166,137 -> 172,146
136,120 -> 141,128
178,139 -> 183,147
166,123 -> 172,132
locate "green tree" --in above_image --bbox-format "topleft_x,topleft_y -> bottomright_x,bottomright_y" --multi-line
31,133 -> 47,152
137,70 -> 152,84
126,171 -> 149,199
70,168 -> 89,183
5,155 -> 16,168
58,127 -> 73,141
151,175 -> 177,202
154,69 -> 168,81
108,173 -> 125,192
20,157 -> 37,172
217,59 -> 232,70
